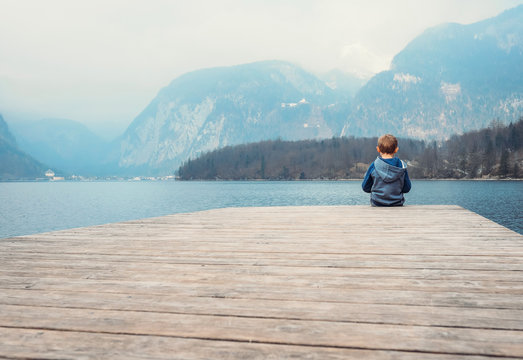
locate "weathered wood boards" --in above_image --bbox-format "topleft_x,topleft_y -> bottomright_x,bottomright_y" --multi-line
0,205 -> 522,359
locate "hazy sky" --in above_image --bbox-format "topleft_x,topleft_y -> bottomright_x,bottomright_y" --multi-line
1,0 -> 522,139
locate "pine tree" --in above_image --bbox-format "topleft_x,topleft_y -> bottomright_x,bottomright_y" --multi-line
499,149 -> 509,177
513,162 -> 520,178
260,155 -> 266,179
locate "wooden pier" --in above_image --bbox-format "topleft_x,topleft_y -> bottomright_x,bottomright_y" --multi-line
1,205 -> 522,359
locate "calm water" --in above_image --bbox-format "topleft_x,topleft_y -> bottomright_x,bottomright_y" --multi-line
0,180 -> 521,239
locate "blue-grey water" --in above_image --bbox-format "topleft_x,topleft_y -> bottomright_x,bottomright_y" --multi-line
0,180 -> 521,239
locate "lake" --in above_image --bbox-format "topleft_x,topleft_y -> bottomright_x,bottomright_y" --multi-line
0,180 -> 521,239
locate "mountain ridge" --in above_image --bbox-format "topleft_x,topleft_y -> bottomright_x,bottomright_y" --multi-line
343,4 -> 523,139
0,114 -> 47,180
10,118 -> 113,175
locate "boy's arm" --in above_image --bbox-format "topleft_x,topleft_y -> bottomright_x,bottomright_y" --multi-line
402,169 -> 412,193
361,164 -> 374,193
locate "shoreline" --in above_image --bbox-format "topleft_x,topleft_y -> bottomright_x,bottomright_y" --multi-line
174,177 -> 523,182
1,178 -> 523,183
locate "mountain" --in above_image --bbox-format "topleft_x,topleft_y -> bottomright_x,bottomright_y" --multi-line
118,60 -> 351,175
10,118 -> 115,175
0,114 -> 47,180
342,5 -> 523,139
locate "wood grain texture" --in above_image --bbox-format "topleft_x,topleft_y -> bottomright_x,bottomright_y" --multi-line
0,205 -> 522,359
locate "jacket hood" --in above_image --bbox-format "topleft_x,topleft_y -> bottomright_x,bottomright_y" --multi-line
373,157 -> 406,183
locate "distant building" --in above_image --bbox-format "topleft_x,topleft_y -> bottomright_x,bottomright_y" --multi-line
281,98 -> 308,108
45,169 -> 55,178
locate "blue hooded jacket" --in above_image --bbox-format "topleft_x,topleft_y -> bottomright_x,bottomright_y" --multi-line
362,157 -> 411,206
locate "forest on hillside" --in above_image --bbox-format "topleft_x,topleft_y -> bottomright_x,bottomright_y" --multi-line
177,118 -> 523,180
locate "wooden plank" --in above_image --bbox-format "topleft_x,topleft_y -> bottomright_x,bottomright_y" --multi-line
3,251 -> 523,264
2,257 -> 523,280
3,242 -> 522,256
2,277 -> 523,309
1,288 -> 522,330
3,328 -> 518,360
1,255 -> 522,273
1,304 -> 523,357
2,270 -> 523,295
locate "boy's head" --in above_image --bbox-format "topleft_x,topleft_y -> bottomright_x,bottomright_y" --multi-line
377,134 -> 398,155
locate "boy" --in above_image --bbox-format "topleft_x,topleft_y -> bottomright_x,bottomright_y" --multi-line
362,134 -> 411,206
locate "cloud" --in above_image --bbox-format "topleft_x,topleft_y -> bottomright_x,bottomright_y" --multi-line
0,0 -> 521,138
338,43 -> 392,78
